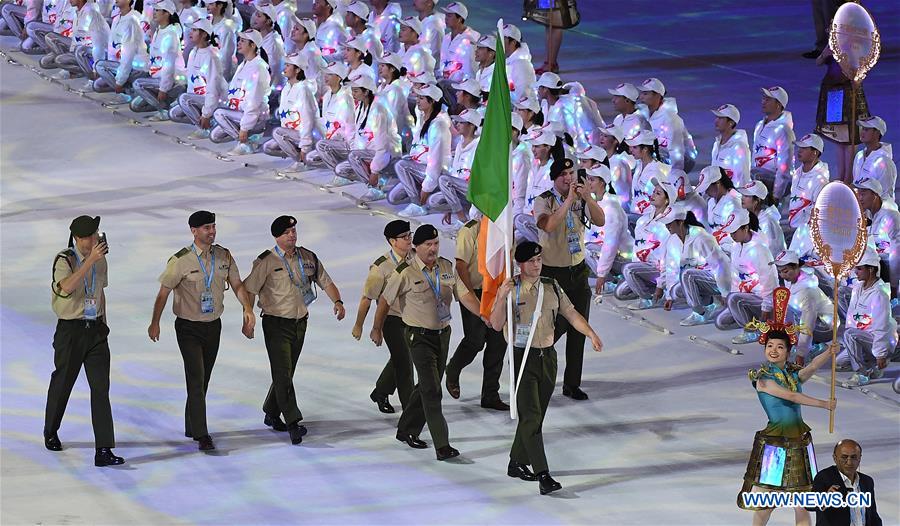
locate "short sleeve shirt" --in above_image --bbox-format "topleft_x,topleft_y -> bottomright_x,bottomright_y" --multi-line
51,248 -> 109,320
158,244 -> 240,322
362,249 -> 410,317
381,255 -> 469,330
504,276 -> 575,348
455,219 -> 482,290
534,189 -> 588,268
243,246 -> 333,319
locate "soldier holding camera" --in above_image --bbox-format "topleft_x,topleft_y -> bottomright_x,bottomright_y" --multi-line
534,157 -> 605,401
45,215 -> 124,467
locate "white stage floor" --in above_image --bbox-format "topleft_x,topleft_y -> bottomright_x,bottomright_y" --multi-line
1,27 -> 898,526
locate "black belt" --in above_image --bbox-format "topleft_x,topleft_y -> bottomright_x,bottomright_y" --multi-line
59,317 -> 105,328
262,314 -> 309,322
543,260 -> 587,272
408,326 -> 450,336
514,346 -> 554,353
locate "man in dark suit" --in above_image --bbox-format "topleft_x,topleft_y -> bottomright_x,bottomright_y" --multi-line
808,439 -> 882,525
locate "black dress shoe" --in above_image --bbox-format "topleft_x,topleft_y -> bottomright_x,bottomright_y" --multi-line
396,432 -> 428,449
287,422 -> 308,445
197,435 -> 215,451
264,414 -> 288,432
802,49 -> 822,59
445,378 -> 460,399
562,385 -> 588,400
94,448 -> 125,467
507,461 -> 537,481
435,445 -> 460,461
370,392 -> 395,414
538,471 -> 562,495
44,431 -> 62,451
481,399 -> 510,411
185,431 -> 193,439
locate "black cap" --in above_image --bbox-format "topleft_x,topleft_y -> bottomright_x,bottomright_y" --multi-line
412,224 -> 439,245
188,210 -> 216,228
384,219 -> 411,239
69,215 -> 100,237
514,241 -> 542,263
549,157 -> 574,180
271,215 -> 297,237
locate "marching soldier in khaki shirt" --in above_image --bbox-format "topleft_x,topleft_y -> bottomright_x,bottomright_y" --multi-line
45,215 -> 124,467
491,241 -> 603,495
371,224 -> 482,461
534,157 -> 605,401
147,211 -> 255,452
243,215 -> 345,445
445,215 -> 508,411
352,220 -> 414,415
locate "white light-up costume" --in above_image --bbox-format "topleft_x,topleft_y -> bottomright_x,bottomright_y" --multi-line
630,159 -> 669,216
367,2 -> 401,54
752,110 -> 795,198
418,11 -> 444,72
853,143 -> 897,209
662,225 -> 731,301
786,160 -> 830,260
211,15 -> 237,80
643,97 -> 698,171
711,130 -> 752,188
584,193 -> 634,278
439,25 -> 478,83
540,82 -> 605,152
729,231 -> 778,310
315,11 -> 347,63
505,42 -> 535,103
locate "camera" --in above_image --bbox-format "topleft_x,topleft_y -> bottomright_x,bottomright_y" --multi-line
99,232 -> 108,252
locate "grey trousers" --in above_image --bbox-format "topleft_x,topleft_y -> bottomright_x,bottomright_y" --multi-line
2,3 -> 26,39
584,245 -> 627,279
210,108 -> 267,143
720,292 -> 763,330
315,138 -> 350,170
171,92 -> 205,125
25,20 -> 53,53
94,59 -> 148,91
622,261 -> 659,300
264,127 -> 304,161
343,149 -> 398,186
841,328 -> 879,375
679,268 -> 721,313
72,44 -> 96,77
388,159 -> 426,205
514,214 -> 539,243
131,77 -> 186,112
437,174 -> 470,214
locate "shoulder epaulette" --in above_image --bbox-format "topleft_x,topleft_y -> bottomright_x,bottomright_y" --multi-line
463,219 -> 478,229
539,276 -> 555,284
395,262 -> 409,273
258,249 -> 271,260
174,247 -> 190,258
374,255 -> 387,265
438,256 -> 452,265
539,190 -> 554,199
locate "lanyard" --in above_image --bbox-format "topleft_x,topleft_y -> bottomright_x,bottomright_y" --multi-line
422,264 -> 440,300
72,248 -> 96,297
388,251 -> 399,265
274,245 -> 308,292
554,192 -> 575,231
191,243 -> 215,291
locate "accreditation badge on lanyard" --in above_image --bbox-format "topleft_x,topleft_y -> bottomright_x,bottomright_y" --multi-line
424,266 -> 451,324
73,249 -> 98,320
275,246 -> 317,306
193,244 -> 216,314
514,278 -> 545,348
556,194 -> 582,255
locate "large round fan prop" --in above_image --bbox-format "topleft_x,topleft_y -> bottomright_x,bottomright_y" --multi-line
810,182 -> 868,433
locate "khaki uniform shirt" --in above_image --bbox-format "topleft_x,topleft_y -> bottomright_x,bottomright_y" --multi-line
534,189 -> 588,268
381,255 -> 470,330
504,276 -> 575,348
158,244 -> 240,322
243,246 -> 333,319
455,219 -> 482,291
51,248 -> 108,320
362,249 -> 410,317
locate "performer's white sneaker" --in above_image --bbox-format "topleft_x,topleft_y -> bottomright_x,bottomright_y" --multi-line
679,312 -> 707,326
732,330 -> 759,345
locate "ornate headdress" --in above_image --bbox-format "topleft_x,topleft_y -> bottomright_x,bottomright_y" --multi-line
744,287 -> 810,345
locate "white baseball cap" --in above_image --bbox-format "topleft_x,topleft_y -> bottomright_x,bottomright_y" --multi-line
723,207 -> 751,234
608,82 -> 639,102
452,108 -> 482,127
577,145 -> 607,163
639,77 -> 665,95
155,0 -> 177,13
345,35 -> 368,53
857,247 -> 880,269
502,23 -> 522,43
598,122 -> 624,143
530,130 -> 556,147
452,78 -> 481,97
650,176 -> 679,205
414,83 -> 443,102
711,103 -> 741,125
237,29 -> 263,48
695,165 -> 723,195
534,72 -> 562,90
761,86 -> 788,108
625,129 -> 656,147
514,96 -> 541,114
476,34 -> 495,51
349,73 -> 376,92
399,16 -> 423,36
407,69 -> 437,85
738,180 -> 768,200
325,61 -> 349,79
345,0 -> 369,20
255,3 -> 277,21
322,0 -> 337,7
771,250 -> 800,266
794,132 -> 824,153
296,17 -> 316,39
442,1 -> 467,19
659,204 -> 687,225
586,164 -> 612,184
854,176 -> 884,197
511,112 -> 524,131
380,51 -> 404,72
857,116 -> 887,137
193,17 -> 214,35
285,53 -> 308,70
